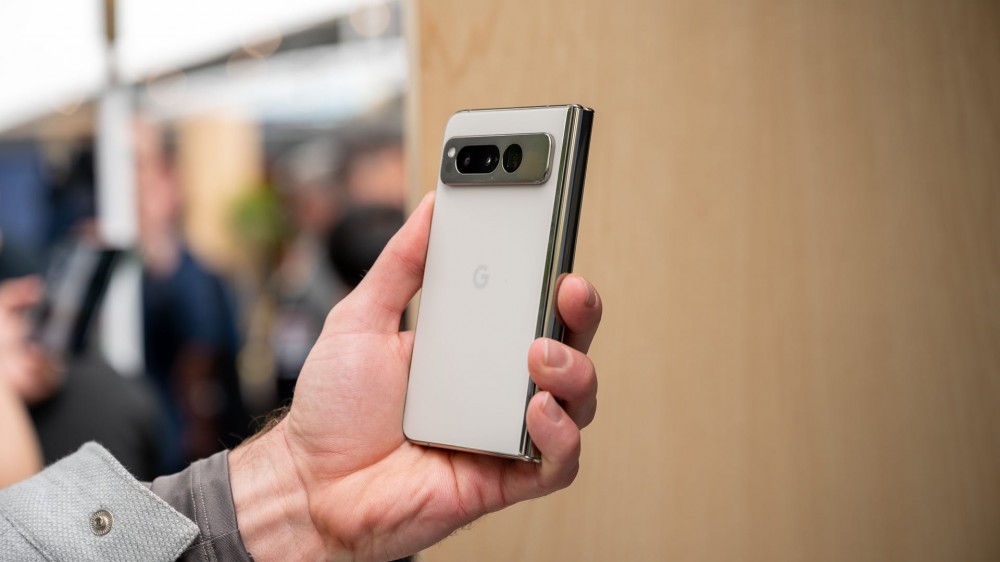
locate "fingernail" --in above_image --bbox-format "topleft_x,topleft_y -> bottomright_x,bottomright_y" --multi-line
580,277 -> 597,307
544,339 -> 569,369
541,392 -> 563,422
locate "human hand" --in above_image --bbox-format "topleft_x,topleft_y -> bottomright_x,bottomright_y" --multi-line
230,193 -> 602,561
0,277 -> 61,405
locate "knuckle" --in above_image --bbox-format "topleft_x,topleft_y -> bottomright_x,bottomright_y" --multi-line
558,461 -> 580,489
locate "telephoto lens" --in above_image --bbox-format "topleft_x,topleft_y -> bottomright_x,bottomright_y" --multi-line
502,144 -> 523,173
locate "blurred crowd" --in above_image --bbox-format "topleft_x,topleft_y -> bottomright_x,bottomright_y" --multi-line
0,114 -> 405,483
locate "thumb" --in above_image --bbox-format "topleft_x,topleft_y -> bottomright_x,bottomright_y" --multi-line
344,191 -> 435,332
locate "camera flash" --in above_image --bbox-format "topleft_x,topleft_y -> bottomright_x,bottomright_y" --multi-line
447,147 -> 456,158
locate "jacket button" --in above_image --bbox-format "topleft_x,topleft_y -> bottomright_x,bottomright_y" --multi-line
90,509 -> 113,536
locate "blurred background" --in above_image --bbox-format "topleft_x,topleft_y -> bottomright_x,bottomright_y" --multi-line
1,1 -> 999,561
0,0 -> 407,476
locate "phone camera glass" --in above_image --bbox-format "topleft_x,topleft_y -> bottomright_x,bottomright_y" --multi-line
441,133 -> 551,185
455,145 -> 500,174
502,144 -> 523,173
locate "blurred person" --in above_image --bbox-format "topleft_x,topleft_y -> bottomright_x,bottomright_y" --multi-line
135,119 -> 248,466
263,131 -> 406,403
28,243 -> 169,480
0,142 -> 49,278
46,147 -> 102,248
0,147 -> 170,480
0,277 -> 46,487
326,204 -> 405,291
339,131 -> 406,208
267,138 -> 348,403
0,194 -> 604,561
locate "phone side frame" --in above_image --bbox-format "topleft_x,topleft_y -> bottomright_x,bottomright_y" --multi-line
519,105 -> 595,461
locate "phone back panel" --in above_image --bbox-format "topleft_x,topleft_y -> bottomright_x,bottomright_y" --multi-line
403,106 -> 574,458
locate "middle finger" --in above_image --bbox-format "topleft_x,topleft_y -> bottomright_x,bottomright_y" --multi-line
527,338 -> 598,429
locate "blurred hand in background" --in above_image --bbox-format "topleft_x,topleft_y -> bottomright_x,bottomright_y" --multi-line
0,277 -> 61,405
0,277 -> 49,486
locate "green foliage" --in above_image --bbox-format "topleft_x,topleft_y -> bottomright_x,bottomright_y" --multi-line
231,184 -> 288,256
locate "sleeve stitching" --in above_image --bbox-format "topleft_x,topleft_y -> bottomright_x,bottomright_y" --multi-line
198,469 -> 218,562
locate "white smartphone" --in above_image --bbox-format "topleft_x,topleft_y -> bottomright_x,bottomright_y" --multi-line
403,105 -> 594,461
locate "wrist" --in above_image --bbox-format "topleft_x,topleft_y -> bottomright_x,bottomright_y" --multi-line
229,421 -> 327,562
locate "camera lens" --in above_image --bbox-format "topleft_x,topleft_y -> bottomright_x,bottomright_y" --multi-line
456,145 -> 500,174
502,144 -> 523,173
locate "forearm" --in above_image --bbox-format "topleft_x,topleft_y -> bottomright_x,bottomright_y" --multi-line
228,421 -> 328,561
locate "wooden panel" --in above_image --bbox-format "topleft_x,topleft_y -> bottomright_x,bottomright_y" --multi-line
406,1 -> 1000,560
176,116 -> 261,274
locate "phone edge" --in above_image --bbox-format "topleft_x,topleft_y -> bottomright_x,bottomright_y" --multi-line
519,104 -> 595,461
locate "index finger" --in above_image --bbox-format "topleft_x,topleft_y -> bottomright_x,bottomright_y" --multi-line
555,274 -> 603,353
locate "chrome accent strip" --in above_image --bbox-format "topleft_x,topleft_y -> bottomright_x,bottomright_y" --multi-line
518,104 -> 594,461
410,439 -> 541,463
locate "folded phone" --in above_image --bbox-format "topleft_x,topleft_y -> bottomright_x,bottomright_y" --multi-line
403,105 -> 594,461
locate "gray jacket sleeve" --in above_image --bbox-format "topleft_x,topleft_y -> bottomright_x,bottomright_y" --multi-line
0,443 -> 254,562
0,443 -> 199,561
150,446 -> 253,561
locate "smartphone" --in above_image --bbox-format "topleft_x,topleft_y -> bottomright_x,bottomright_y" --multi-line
403,104 -> 594,461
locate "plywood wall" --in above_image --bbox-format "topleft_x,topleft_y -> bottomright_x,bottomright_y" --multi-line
406,2 -> 1000,560
176,116 -> 262,274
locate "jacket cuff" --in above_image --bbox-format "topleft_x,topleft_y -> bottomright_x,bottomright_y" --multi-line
0,442 -> 199,562
150,449 -> 253,562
